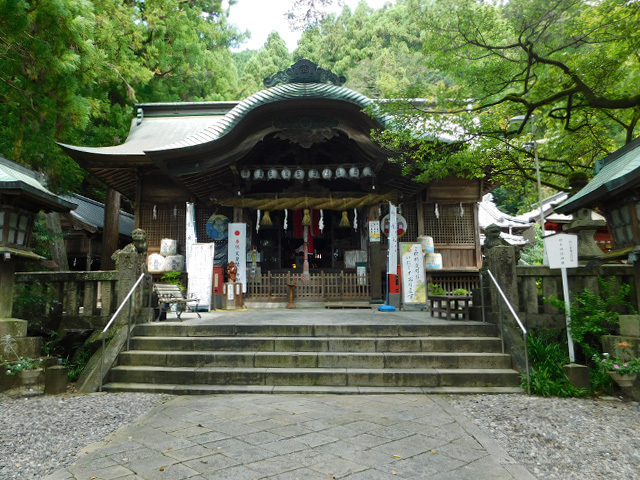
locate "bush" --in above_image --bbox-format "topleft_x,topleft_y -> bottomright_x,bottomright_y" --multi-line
526,328 -> 587,397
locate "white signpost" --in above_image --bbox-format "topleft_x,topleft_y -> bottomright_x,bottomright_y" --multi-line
228,223 -> 247,293
187,243 -> 215,311
544,233 -> 578,363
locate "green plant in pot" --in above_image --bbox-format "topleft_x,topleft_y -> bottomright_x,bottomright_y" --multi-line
593,342 -> 640,388
428,283 -> 446,296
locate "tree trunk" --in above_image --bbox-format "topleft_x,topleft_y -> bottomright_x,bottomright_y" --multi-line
101,188 -> 121,271
45,212 -> 69,271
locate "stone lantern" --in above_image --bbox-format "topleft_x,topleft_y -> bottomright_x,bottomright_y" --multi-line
0,156 -> 75,359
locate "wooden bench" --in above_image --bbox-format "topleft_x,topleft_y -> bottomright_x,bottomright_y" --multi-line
154,283 -> 201,321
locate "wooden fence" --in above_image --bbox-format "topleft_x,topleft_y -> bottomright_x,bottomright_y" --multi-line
246,271 -> 370,301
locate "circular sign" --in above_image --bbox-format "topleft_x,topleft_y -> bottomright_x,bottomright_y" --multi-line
206,214 -> 229,240
381,213 -> 407,238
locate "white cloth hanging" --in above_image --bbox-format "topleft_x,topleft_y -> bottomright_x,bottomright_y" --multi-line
256,209 -> 261,233
284,209 -> 288,230
319,209 -> 324,232
435,203 -> 439,219
460,202 -> 464,217
153,205 -> 157,220
353,208 -> 358,230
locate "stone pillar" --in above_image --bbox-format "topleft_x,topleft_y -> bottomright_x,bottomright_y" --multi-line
0,258 -> 16,319
113,250 -> 143,325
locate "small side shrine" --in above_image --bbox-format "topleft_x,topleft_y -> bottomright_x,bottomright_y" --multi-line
59,60 -> 489,305
556,136 -> 640,304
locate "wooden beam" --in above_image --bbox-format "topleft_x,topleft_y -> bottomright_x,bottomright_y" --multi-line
101,188 -> 121,270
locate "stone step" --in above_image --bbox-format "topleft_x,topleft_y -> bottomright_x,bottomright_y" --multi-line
118,350 -> 513,369
132,322 -> 498,338
108,365 -> 521,388
128,336 -> 504,353
102,382 -> 523,395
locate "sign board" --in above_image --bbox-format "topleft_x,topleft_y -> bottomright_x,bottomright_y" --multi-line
542,233 -> 578,362
187,243 -> 215,310
400,242 -> 427,305
369,221 -> 381,243
228,223 -> 247,293
544,233 -> 578,269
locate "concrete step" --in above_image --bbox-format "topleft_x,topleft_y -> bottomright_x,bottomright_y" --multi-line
118,350 -> 513,369
107,365 -> 521,388
128,336 -> 504,353
132,322 -> 498,338
101,382 -> 523,395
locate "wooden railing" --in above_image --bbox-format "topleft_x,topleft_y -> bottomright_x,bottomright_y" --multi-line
14,271 -> 119,329
246,271 -> 370,301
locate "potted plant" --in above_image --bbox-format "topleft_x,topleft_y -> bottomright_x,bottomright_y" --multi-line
593,342 -> 640,387
427,283 -> 446,297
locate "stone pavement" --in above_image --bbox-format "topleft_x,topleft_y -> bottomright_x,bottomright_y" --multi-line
45,393 -> 536,480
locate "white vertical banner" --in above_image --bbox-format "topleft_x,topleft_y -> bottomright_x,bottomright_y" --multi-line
387,203 -> 398,275
228,223 -> 247,293
185,202 -> 197,271
187,243 -> 215,310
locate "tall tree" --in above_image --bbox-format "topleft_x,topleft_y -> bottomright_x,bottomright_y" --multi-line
373,0 -> 640,197
237,32 -> 292,96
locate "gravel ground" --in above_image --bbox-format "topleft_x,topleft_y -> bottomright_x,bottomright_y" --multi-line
1,391 -> 639,479
450,394 -> 640,480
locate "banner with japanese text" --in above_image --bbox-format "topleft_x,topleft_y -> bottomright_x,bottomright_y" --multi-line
228,223 -> 247,293
400,242 -> 426,305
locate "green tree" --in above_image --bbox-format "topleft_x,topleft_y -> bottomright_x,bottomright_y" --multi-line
373,0 -> 640,193
238,32 -> 292,96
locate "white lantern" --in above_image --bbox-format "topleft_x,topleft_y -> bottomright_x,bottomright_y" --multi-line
349,166 -> 360,178
308,168 -> 320,179
294,169 -> 305,180
267,169 -> 279,180
281,168 -> 291,180
253,169 -> 264,180
322,168 -> 333,180
240,169 -> 251,180
335,166 -> 347,178
361,166 -> 374,177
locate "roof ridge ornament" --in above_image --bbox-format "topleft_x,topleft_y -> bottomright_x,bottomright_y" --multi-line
263,59 -> 346,87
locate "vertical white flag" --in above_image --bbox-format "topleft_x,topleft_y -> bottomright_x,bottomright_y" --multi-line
185,202 -> 197,271
388,203 -> 398,276
228,223 -> 247,293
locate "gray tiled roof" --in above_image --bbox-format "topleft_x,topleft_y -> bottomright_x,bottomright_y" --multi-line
61,194 -> 134,237
0,156 -> 75,212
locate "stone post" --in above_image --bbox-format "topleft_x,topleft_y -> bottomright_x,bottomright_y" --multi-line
486,246 -> 528,372
112,250 -> 143,325
564,208 -> 606,264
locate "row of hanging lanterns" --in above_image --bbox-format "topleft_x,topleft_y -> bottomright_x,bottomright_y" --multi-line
240,166 -> 375,182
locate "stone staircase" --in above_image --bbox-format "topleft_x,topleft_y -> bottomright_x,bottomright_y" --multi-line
102,322 -> 522,394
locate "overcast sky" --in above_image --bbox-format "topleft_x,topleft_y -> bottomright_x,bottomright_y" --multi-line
227,0 -> 393,51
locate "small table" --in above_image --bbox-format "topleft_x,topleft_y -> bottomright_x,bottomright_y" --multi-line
429,295 -> 471,320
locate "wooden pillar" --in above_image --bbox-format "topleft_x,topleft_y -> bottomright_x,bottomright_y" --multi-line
101,188 -> 121,270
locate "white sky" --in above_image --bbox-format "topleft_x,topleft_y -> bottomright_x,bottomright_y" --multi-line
227,0 -> 393,51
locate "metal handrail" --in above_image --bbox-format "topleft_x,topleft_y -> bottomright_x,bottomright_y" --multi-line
484,269 -> 531,394
99,272 -> 148,392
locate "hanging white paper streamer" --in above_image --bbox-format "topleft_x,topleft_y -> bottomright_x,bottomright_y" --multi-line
435,203 -> 439,219
256,209 -> 261,233
153,205 -> 157,220
319,209 -> 324,232
460,202 -> 464,217
173,205 -> 177,217
284,209 -> 288,230
353,208 -> 358,230
302,226 -> 310,281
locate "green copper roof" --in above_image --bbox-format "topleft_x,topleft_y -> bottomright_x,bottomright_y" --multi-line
556,136 -> 640,213
153,82 -> 387,152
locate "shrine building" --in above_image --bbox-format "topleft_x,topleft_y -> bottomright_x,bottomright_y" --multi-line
59,60 -> 488,305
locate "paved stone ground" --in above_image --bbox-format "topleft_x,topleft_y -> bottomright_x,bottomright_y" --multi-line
45,394 -> 535,480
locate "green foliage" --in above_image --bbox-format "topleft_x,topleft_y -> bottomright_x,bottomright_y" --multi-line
452,288 -> 468,296
593,349 -> 640,376
526,328 -> 587,397
3,357 -> 42,376
12,281 -> 60,330
161,271 -> 185,291
427,283 -> 446,296
520,224 -> 544,266
547,278 -> 635,360
60,346 -> 91,382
